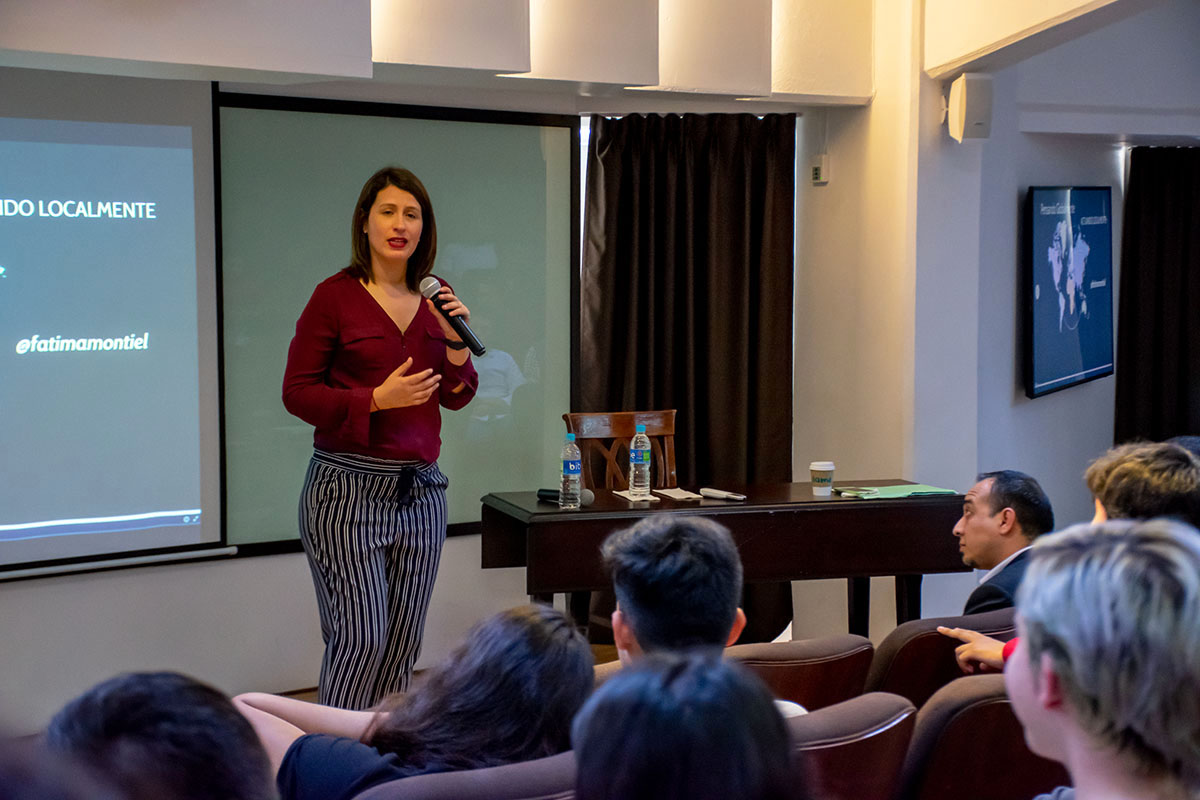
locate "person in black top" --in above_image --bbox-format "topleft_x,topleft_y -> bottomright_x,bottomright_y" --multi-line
235,604 -> 592,800
573,652 -> 806,800
943,442 -> 1200,674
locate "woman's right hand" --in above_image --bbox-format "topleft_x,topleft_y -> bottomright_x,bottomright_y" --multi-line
372,357 -> 441,410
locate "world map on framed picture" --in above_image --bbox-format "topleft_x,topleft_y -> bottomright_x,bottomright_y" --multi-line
1024,186 -> 1115,398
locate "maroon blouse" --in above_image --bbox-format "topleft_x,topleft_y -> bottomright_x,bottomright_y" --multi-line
282,268 -> 478,463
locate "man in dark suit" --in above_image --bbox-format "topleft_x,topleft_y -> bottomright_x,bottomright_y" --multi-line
954,470 -> 1055,615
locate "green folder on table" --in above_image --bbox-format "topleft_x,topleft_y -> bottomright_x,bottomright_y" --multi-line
835,484 -> 957,499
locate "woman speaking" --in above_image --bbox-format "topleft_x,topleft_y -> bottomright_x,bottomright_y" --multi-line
283,166 -> 477,709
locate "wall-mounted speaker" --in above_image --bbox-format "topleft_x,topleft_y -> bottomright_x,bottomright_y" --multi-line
946,72 -> 992,142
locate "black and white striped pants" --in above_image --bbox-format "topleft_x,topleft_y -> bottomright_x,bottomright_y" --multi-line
298,449 -> 448,710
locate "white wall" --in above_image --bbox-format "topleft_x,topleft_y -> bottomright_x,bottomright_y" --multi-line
772,0 -> 873,102
524,0 -> 659,85
973,71 -> 1124,527
656,0 -> 772,95
790,0 -> 921,642
909,70 -> 989,617
371,0 -> 530,71
0,537 -> 528,734
1015,0 -> 1200,137
795,0 -> 1196,625
923,0 -> 1140,78
0,554 -> 320,733
792,0 -> 919,486
0,0 -> 371,80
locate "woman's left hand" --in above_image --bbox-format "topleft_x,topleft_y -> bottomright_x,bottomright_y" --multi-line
427,286 -> 470,342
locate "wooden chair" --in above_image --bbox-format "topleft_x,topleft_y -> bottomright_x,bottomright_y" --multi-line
561,410 -> 677,642
562,410 -> 677,490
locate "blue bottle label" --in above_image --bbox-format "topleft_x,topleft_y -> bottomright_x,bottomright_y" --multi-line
629,449 -> 650,465
563,459 -> 581,475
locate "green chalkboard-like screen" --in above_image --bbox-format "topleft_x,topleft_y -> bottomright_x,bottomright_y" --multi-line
219,96 -> 576,546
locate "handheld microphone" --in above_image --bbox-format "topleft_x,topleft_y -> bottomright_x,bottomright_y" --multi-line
419,277 -> 486,357
536,488 -> 595,507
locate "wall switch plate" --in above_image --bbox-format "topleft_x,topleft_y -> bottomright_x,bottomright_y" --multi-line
810,153 -> 830,185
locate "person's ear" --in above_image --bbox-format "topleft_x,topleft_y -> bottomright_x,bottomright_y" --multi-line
997,507 -> 1018,535
1037,652 -> 1065,710
725,607 -> 747,647
612,608 -> 640,657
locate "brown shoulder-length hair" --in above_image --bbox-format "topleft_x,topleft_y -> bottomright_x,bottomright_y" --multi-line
348,166 -> 437,291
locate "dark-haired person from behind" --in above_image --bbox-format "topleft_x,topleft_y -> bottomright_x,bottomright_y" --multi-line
573,652 -> 805,800
235,604 -> 593,800
43,671 -> 275,800
1166,434 -> 1200,460
600,514 -> 805,715
604,514 -> 746,657
0,739 -> 127,800
952,470 -> 1054,615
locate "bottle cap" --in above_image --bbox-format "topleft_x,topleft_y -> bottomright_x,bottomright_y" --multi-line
566,433 -> 576,441
636,424 -> 646,433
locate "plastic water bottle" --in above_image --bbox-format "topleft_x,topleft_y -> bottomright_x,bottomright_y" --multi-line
559,433 -> 582,509
629,424 -> 651,498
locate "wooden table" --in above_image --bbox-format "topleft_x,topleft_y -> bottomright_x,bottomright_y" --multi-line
481,479 -> 968,636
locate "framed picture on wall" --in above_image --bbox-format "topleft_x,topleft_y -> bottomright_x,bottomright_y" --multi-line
1023,186 -> 1115,398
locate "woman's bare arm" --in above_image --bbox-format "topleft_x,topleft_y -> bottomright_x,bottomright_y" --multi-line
232,693 -> 378,740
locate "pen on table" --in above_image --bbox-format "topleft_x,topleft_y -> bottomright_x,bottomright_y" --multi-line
699,488 -> 747,501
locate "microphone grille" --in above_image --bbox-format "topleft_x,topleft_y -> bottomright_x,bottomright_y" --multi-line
419,276 -> 442,298
581,488 -> 595,506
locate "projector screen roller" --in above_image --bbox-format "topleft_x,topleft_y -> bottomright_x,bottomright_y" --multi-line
0,69 -> 220,570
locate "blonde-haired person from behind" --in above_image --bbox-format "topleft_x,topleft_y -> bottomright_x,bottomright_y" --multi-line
1006,518 -> 1200,800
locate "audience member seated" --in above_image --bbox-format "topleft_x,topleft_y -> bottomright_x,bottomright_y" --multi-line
953,470 -> 1055,615
941,440 -> 1200,672
1167,434 -> 1200,459
0,740 -> 127,800
1007,519 -> 1200,800
44,671 -> 275,800
573,651 -> 806,800
1085,440 -> 1200,528
601,514 -> 806,716
235,604 -> 592,800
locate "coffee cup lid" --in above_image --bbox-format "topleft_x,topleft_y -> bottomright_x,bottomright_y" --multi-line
809,461 -> 835,470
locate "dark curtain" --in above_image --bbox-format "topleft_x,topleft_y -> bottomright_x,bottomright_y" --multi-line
1114,147 -> 1200,442
581,113 -> 795,641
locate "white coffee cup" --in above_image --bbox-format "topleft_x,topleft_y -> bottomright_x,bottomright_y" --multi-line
809,460 -> 835,496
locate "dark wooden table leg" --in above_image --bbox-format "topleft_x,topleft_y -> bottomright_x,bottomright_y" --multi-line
847,577 -> 870,637
567,590 -> 591,632
895,574 -> 923,624
530,592 -> 591,633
